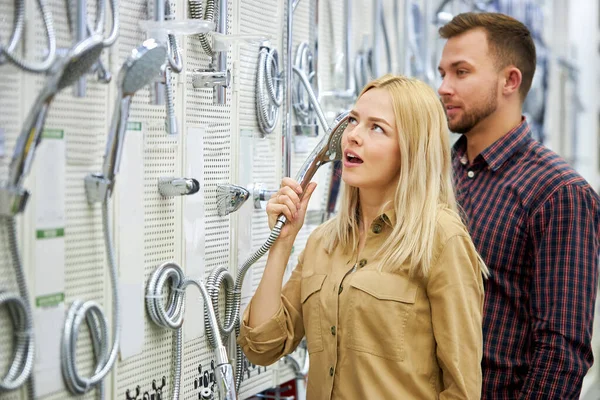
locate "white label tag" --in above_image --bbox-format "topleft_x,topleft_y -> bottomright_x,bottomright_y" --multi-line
184,127 -> 206,342
33,129 -> 66,397
116,122 -> 145,360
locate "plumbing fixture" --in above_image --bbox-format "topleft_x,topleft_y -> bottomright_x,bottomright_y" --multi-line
146,262 -> 236,400
0,34 -> 104,399
158,177 -> 200,197
0,0 -> 56,73
256,41 -> 283,136
189,0 -> 229,104
63,39 -> 166,398
216,183 -> 250,217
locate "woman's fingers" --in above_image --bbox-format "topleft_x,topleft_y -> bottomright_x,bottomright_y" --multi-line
266,202 -> 294,221
281,177 -> 303,195
299,182 -> 317,210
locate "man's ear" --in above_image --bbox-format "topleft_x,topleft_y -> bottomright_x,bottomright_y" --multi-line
502,66 -> 522,97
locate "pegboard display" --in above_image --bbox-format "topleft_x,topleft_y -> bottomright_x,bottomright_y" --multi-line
0,0 -> 392,399
0,2 -> 24,398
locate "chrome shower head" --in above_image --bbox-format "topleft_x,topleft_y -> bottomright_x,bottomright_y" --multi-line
56,34 -> 105,90
295,111 -> 349,190
7,34 -> 104,191
216,184 -> 250,217
118,38 -> 167,95
100,39 -> 167,188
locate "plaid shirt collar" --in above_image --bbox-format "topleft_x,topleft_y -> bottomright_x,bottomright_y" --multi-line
453,117 -> 531,171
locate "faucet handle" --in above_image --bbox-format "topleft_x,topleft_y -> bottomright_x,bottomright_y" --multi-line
158,177 -> 200,197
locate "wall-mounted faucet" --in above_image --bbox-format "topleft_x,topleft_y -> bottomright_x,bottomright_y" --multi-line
158,177 -> 200,197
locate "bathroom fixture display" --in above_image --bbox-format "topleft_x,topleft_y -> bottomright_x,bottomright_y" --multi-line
0,34 -> 105,398
64,39 -> 166,398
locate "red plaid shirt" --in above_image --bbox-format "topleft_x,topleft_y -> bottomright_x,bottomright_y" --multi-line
453,118 -> 600,399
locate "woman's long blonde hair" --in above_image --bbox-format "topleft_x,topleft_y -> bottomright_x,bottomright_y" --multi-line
322,74 -> 464,277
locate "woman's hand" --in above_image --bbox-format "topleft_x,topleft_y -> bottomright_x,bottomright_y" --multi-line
266,178 -> 317,244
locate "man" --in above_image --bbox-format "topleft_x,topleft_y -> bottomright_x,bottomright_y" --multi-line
437,12 -> 600,399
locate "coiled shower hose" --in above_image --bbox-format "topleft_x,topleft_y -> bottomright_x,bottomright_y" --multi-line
206,218 -> 285,392
292,42 -> 316,126
0,217 -> 36,399
145,262 -> 231,400
61,201 -> 120,397
256,43 -> 283,135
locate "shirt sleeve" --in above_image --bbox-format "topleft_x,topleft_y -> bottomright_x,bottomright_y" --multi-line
237,250 -> 306,366
519,184 -> 600,399
428,234 -> 485,399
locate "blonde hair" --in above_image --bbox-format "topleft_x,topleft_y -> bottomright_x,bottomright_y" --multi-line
322,74 -> 481,277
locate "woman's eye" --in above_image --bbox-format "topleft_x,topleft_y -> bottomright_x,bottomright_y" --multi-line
373,124 -> 384,133
457,70 -> 467,76
348,116 -> 358,125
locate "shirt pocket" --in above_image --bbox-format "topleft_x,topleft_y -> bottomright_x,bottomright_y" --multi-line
301,274 -> 327,354
346,270 -> 417,361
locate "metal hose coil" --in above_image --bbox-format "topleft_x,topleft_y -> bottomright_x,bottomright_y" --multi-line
206,220 -> 284,391
256,45 -> 282,135
146,262 -> 226,400
292,42 -> 316,126
61,201 -> 120,396
0,217 -> 36,398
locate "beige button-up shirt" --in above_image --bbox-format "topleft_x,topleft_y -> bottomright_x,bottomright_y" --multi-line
238,208 -> 484,399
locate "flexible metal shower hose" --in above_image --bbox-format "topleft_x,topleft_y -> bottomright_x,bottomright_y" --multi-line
0,0 -> 57,73
61,201 -> 120,396
145,262 -> 225,400
65,0 -> 120,48
292,42 -> 316,126
0,217 -> 36,399
188,0 -> 217,57
164,1 -> 183,135
204,220 -> 284,391
256,44 -> 283,135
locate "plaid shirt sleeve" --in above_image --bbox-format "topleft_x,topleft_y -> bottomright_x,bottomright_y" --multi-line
520,184 -> 599,399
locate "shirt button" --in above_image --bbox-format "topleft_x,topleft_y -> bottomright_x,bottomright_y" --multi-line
359,259 -> 367,268
338,285 -> 343,294
467,170 -> 475,179
331,326 -> 336,335
329,367 -> 334,376
460,156 -> 468,165
372,224 -> 382,234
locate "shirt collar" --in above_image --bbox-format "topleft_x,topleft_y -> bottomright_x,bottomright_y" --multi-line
452,117 -> 531,171
378,208 -> 396,228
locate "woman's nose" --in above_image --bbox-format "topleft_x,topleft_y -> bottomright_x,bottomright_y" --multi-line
345,126 -> 362,144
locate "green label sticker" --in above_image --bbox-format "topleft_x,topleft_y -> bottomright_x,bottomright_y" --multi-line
127,122 -> 142,131
36,292 -> 64,307
36,228 -> 65,239
42,129 -> 64,139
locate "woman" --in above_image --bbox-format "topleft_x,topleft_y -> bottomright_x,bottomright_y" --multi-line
238,75 -> 487,399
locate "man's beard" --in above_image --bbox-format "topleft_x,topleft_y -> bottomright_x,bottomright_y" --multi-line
448,84 -> 498,134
